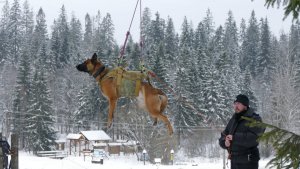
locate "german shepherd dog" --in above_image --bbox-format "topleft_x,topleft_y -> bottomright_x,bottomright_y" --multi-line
76,53 -> 173,135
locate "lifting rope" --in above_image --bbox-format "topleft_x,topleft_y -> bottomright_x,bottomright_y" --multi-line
118,0 -> 141,66
139,0 -> 146,73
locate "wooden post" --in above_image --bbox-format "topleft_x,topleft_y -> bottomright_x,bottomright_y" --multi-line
0,132 -> 3,169
75,141 -> 77,156
69,140 -> 71,155
79,140 -> 81,156
223,149 -> 226,169
11,134 -> 18,169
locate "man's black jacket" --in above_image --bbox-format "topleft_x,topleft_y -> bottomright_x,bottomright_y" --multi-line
219,108 -> 265,163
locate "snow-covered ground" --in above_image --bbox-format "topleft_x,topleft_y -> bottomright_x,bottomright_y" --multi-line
18,152 -> 270,169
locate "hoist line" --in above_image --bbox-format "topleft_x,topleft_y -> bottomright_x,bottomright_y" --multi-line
119,0 -> 141,64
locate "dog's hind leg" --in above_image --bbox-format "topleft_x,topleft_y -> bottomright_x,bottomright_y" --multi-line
157,114 -> 173,135
107,98 -> 117,128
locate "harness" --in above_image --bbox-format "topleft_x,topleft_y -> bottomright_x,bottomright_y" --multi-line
94,66 -> 147,97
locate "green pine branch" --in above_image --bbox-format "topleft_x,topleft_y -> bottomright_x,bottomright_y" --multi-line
263,0 -> 300,20
242,116 -> 300,169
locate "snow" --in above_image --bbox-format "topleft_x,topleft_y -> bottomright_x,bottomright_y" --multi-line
80,130 -> 112,141
18,151 -> 271,169
66,134 -> 82,140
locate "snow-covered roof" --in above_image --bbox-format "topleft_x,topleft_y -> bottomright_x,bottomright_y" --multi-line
66,133 -> 82,140
55,139 -> 66,143
80,130 -> 111,141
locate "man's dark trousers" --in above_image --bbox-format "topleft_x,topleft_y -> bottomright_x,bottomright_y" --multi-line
231,162 -> 258,169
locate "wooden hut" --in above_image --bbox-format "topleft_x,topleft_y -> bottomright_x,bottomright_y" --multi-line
66,133 -> 83,156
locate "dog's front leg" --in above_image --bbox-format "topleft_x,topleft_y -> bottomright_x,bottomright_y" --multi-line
107,98 -> 117,128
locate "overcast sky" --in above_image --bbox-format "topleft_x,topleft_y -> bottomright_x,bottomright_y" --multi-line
3,0 -> 292,44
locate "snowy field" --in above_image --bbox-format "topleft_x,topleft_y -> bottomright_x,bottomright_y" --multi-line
18,152 -> 270,169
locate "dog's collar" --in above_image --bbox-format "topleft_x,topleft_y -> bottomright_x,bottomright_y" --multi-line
92,66 -> 106,78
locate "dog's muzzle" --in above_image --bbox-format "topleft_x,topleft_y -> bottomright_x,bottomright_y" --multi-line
76,64 -> 88,72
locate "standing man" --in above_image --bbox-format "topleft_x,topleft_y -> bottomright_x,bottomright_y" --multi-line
219,94 -> 265,169
0,136 -> 11,169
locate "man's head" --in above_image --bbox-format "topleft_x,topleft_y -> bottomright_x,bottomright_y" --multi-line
234,94 -> 249,113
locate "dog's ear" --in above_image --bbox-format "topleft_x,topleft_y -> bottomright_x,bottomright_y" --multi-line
92,53 -> 97,59
91,53 -> 97,64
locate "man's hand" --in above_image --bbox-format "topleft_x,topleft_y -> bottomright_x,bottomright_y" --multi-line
225,135 -> 233,147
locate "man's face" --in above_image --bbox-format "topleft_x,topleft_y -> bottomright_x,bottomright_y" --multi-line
233,102 -> 247,113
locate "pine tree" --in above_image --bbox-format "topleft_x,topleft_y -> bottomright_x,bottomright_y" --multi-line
180,17 -> 193,49
12,49 -> 31,148
202,9 -> 214,42
75,83 -> 104,130
127,42 -> 141,70
27,69 -> 56,153
290,22 -> 300,89
164,17 -> 177,69
152,42 -> 168,89
83,13 -> 93,56
60,25 -> 70,66
49,20 -> 60,72
269,41 -> 300,130
147,12 -> 165,69
174,67 -> 199,144
257,18 -> 273,84
69,14 -> 82,64
223,11 -> 239,62
220,12 -> 241,119
93,10 -> 102,55
176,16 -> 198,131
21,0 -> 34,46
241,67 -> 258,110
31,8 -> 48,65
214,35 -> 232,124
0,0 -> 10,61
264,0 -> 300,19
289,22 -> 300,63
8,0 -> 22,63
186,60 -> 200,108
57,5 -> 70,68
240,11 -> 260,77
196,48 -> 208,115
74,87 -> 91,131
239,18 -> 247,44
141,7 -> 152,59
194,20 -> 215,122
244,117 -> 300,169
97,13 -> 115,63
151,12 -> 165,45
179,17 -> 194,79
201,54 -> 222,122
